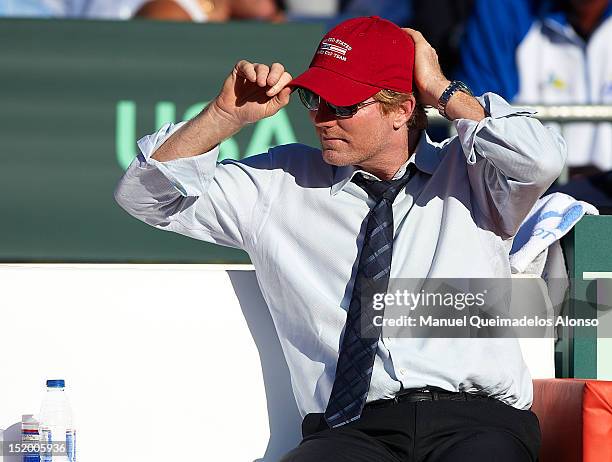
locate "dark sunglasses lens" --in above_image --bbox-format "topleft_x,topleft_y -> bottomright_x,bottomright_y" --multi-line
298,88 -> 358,117
328,103 -> 357,117
298,88 -> 319,111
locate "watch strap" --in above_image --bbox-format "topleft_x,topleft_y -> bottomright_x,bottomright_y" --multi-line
437,81 -> 473,120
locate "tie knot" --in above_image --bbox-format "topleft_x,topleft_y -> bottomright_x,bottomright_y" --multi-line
352,163 -> 416,202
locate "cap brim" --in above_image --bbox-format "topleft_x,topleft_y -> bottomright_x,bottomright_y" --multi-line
288,66 -> 380,106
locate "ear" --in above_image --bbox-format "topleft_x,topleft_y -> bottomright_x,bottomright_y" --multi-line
392,95 -> 416,130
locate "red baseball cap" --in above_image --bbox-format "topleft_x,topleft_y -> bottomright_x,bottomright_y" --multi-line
289,16 -> 415,106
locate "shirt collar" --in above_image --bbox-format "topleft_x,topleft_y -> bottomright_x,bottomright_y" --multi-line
330,131 -> 441,196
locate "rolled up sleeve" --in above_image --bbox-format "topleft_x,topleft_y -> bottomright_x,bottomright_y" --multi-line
113,122 -> 276,251
456,92 -> 567,238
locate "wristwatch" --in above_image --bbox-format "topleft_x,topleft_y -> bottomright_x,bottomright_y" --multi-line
437,81 -> 473,120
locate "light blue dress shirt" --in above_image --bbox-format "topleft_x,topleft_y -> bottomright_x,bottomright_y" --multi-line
115,93 -> 567,417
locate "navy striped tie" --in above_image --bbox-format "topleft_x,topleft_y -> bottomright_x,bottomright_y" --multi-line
324,164 -> 417,428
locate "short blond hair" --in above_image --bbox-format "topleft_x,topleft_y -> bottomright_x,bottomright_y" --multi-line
373,89 -> 427,130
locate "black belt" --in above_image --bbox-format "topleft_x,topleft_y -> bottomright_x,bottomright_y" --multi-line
363,386 -> 497,411
301,387 -> 502,436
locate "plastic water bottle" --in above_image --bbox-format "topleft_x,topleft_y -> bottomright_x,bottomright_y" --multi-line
38,380 -> 76,462
21,414 -> 41,462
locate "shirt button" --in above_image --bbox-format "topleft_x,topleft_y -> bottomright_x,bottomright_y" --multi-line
399,368 -> 407,375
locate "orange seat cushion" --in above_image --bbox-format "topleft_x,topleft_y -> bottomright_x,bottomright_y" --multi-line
532,379 -> 612,462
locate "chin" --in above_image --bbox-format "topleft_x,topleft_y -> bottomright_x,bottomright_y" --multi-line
320,148 -> 355,167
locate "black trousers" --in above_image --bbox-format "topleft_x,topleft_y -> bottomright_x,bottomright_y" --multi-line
280,397 -> 541,462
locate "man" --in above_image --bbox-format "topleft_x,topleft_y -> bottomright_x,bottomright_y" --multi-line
456,0 -> 612,175
115,16 -> 566,461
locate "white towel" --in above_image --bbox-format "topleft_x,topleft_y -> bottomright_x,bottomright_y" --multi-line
510,192 -> 599,274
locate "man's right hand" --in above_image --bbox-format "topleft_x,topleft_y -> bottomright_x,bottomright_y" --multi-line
151,60 -> 292,162
212,60 -> 293,127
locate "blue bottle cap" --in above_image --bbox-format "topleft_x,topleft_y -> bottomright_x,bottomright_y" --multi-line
46,379 -> 65,388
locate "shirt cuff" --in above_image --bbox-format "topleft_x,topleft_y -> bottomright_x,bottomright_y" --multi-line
455,92 -> 537,165
136,121 -> 219,197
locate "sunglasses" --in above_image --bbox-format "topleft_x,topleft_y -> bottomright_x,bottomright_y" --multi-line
297,87 -> 379,118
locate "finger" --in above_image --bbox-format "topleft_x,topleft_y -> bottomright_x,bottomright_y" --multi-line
402,27 -> 425,44
253,63 -> 270,87
235,60 -> 256,82
266,71 -> 293,97
272,87 -> 292,110
267,62 -> 285,87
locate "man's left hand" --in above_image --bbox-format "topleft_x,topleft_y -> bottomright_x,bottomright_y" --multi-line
402,28 -> 450,107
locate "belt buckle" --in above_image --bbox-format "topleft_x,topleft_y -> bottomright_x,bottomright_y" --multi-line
416,387 -> 433,396
404,387 -> 434,401
421,388 -> 435,401
414,387 -> 432,393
